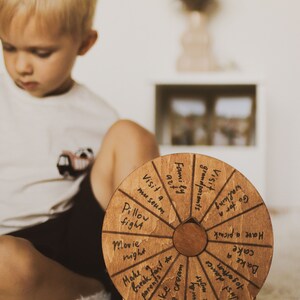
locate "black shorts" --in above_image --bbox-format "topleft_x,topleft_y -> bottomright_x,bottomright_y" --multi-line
7,173 -> 122,299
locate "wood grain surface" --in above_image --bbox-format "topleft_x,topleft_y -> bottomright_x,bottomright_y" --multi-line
102,153 -> 273,300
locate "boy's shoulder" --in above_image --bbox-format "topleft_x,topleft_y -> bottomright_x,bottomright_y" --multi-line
0,73 -> 9,91
0,73 -> 17,104
72,82 -> 119,119
0,74 -> 119,125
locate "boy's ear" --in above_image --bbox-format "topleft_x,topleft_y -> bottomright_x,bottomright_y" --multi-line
78,30 -> 98,55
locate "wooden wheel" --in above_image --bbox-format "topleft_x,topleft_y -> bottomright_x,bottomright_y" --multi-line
102,153 -> 273,300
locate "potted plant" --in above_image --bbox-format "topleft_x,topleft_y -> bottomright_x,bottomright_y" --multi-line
177,0 -> 218,71
179,0 -> 217,13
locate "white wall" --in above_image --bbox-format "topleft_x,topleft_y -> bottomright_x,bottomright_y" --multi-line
1,0 -> 300,208
208,0 -> 300,208
76,0 -> 300,208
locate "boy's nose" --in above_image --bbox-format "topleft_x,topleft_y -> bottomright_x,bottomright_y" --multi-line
15,53 -> 33,76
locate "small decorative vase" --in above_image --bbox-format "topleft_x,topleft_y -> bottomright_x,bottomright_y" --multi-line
177,11 -> 217,72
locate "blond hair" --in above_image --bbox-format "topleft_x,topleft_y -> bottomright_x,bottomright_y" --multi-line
0,0 -> 97,38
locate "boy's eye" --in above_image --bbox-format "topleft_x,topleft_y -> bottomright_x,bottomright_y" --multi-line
2,43 -> 16,52
32,50 -> 52,58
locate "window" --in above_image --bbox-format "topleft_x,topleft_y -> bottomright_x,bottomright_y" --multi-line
155,84 -> 256,146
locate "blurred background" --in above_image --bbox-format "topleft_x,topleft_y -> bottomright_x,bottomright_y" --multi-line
73,0 -> 300,209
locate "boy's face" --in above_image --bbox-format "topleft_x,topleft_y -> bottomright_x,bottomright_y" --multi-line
1,16 -> 82,98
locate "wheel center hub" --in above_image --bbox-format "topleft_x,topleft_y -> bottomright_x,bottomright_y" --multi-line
173,220 -> 208,256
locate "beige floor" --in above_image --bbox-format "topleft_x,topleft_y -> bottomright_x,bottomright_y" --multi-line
257,208 -> 300,300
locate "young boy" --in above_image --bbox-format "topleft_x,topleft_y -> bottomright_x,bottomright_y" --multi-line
0,0 -> 159,299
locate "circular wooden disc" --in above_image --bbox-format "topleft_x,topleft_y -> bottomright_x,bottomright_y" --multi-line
102,153 -> 273,300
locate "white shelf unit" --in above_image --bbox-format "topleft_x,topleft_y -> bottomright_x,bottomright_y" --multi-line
154,72 -> 266,199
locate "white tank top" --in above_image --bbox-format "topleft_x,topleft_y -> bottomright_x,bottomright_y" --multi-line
0,74 -> 118,234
